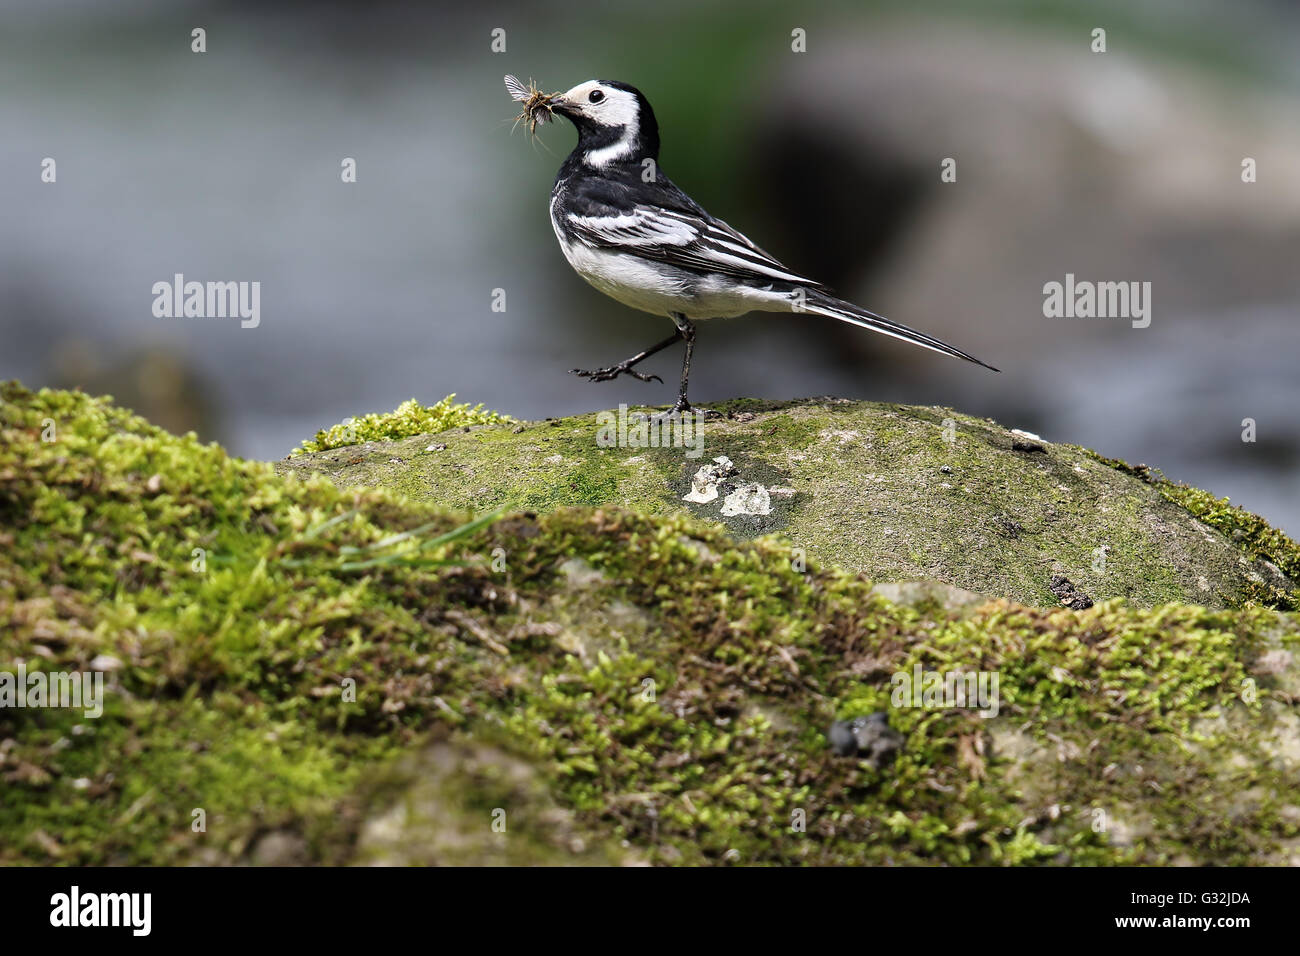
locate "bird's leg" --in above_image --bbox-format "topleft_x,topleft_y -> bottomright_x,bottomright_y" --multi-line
569,330 -> 682,384
673,316 -> 696,410
658,313 -> 718,418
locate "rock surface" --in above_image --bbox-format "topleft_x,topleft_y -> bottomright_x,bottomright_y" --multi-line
280,398 -> 1296,609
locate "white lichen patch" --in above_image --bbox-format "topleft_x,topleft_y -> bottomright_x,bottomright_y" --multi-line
819,428 -> 861,444
721,483 -> 773,517
558,557 -> 606,588
684,456 -> 787,518
683,456 -> 737,504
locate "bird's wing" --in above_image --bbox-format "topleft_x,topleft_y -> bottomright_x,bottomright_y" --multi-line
564,205 -> 829,289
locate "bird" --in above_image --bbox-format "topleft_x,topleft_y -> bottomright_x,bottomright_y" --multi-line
522,77 -> 999,415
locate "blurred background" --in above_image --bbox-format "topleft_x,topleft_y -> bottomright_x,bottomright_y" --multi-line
2,0 -> 1298,532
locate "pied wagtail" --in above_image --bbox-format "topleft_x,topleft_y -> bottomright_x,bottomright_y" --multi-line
515,77 -> 999,414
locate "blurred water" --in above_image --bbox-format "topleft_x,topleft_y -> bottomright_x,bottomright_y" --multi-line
1041,306 -> 1299,537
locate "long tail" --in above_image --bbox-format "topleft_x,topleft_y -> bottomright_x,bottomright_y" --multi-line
802,290 -> 1000,372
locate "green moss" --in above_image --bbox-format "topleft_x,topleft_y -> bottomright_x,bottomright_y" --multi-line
742,413 -> 820,453
3,381 -> 1299,866
1088,452 -> 1300,610
291,395 -> 514,455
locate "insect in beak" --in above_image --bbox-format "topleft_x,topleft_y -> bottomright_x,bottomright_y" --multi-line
504,75 -> 564,136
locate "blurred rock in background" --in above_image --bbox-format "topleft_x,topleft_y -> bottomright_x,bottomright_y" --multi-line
50,340 -> 223,444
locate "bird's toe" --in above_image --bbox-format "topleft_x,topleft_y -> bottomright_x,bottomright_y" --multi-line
569,364 -> 660,384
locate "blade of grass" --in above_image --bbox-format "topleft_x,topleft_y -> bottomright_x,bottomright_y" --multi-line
325,507 -> 507,571
301,507 -> 360,540
414,507 -> 506,552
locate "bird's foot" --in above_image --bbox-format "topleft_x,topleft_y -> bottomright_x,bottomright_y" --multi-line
651,400 -> 720,422
569,363 -> 662,384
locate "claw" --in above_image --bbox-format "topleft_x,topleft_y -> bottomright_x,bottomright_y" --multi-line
569,364 -> 662,384
652,401 -> 719,422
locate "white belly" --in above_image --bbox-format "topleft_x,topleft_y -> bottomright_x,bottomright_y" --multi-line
551,208 -> 788,320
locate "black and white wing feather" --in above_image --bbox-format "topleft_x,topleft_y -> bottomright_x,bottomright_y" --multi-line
564,204 -> 831,291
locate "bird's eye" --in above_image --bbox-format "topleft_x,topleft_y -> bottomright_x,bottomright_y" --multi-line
588,89 -> 604,103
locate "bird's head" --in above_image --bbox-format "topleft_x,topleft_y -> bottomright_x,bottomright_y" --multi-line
549,79 -> 660,167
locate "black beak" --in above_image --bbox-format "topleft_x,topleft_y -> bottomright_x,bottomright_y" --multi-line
547,95 -> 575,119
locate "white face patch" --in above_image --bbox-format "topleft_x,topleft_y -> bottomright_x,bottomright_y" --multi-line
559,80 -> 641,166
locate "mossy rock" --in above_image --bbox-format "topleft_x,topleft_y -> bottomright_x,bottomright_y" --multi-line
279,398 -> 1298,610
5,382 -> 1300,867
